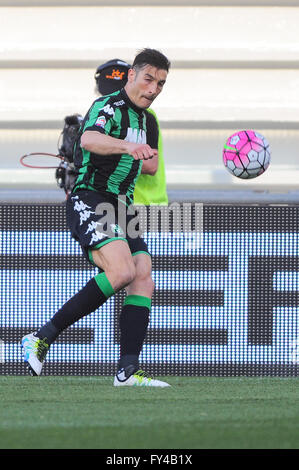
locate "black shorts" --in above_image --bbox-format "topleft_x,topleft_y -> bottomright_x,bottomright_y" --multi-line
66,190 -> 150,266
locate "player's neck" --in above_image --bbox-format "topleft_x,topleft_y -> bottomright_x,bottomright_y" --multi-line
122,87 -> 146,113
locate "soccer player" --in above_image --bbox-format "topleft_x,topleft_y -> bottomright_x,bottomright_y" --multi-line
21,48 -> 171,387
94,58 -> 168,205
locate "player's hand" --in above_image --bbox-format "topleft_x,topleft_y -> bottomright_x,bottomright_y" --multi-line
125,143 -> 158,161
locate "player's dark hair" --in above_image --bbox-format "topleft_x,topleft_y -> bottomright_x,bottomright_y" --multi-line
132,48 -> 170,73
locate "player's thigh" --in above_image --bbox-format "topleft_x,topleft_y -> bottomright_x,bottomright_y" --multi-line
91,240 -> 136,288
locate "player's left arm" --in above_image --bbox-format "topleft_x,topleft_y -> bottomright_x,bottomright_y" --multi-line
141,110 -> 159,175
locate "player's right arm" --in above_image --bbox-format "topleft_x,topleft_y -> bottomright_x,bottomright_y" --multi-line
81,131 -> 157,161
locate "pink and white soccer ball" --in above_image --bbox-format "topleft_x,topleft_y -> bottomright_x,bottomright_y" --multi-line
223,130 -> 271,179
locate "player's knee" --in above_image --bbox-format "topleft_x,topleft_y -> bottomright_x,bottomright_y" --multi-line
123,264 -> 137,286
139,274 -> 155,297
111,262 -> 136,290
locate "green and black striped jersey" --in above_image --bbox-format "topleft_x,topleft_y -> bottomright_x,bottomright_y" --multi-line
72,88 -> 158,205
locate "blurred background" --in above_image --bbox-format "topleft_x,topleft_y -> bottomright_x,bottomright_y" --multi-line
1,0 -> 299,202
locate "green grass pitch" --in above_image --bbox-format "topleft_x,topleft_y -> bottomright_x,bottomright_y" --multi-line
0,376 -> 298,449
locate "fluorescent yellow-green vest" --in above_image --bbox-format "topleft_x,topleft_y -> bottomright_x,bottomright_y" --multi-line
133,108 -> 168,206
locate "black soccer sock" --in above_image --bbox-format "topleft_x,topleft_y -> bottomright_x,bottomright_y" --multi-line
36,272 -> 115,344
118,295 -> 151,372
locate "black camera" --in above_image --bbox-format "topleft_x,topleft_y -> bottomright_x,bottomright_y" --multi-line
56,114 -> 83,195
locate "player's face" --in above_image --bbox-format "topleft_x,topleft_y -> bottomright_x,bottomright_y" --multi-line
126,65 -> 167,109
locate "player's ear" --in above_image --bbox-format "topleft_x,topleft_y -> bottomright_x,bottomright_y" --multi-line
127,68 -> 136,83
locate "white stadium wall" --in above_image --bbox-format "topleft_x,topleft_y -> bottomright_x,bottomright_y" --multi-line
1,1 -> 299,196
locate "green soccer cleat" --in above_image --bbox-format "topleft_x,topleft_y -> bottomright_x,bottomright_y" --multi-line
114,367 -> 170,387
21,333 -> 50,376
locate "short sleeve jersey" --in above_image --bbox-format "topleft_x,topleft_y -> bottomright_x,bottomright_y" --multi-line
72,88 -> 158,205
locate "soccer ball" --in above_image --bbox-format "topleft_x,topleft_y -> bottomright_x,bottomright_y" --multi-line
223,130 -> 271,179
